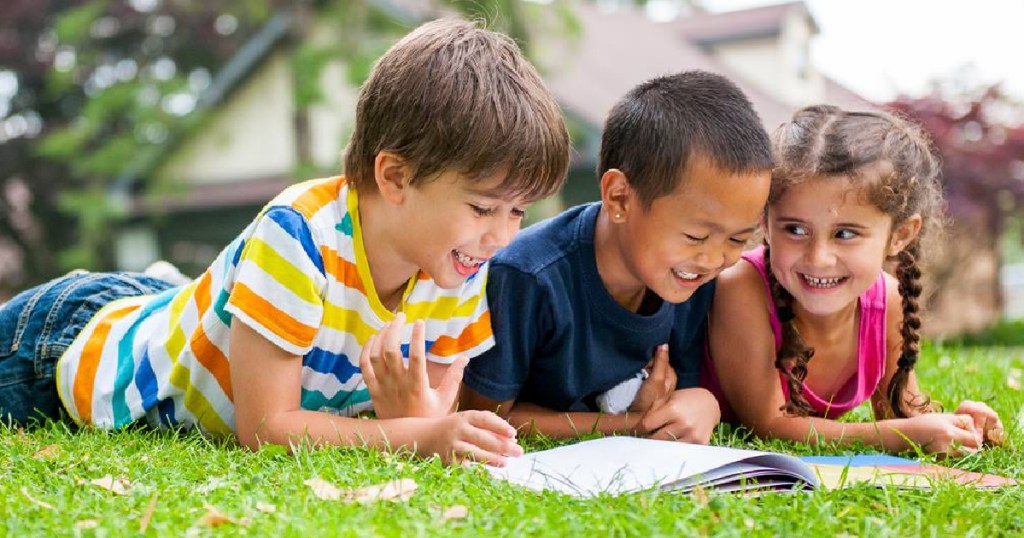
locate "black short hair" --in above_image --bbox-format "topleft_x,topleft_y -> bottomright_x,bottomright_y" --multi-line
598,70 -> 773,208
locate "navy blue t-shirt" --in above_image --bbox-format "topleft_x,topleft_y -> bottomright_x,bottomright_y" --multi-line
463,203 -> 715,412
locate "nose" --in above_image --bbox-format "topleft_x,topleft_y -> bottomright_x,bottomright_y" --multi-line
806,238 -> 835,267
694,243 -> 726,272
483,215 -> 520,249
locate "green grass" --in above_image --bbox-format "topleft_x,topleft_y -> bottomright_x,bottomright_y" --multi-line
3,343 -> 1024,537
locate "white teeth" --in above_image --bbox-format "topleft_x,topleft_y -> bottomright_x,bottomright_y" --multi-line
673,269 -> 700,280
453,250 -> 483,267
802,274 -> 844,288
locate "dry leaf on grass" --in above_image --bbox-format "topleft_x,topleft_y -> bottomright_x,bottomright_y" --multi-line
196,504 -> 249,528
255,502 -> 276,513
32,444 -> 61,460
304,477 -> 418,504
1008,368 -> 1022,391
139,492 -> 159,533
440,505 -> 468,522
303,478 -> 343,500
343,478 -> 417,504
20,487 -> 53,510
89,475 -> 133,496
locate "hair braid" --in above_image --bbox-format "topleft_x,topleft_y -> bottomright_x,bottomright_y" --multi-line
764,245 -> 816,416
887,241 -> 932,417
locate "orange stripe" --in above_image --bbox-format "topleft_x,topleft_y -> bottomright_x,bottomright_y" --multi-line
73,304 -> 138,424
230,282 -> 317,348
429,311 -> 492,357
189,329 -> 234,400
320,246 -> 366,294
292,178 -> 341,219
193,270 -> 213,315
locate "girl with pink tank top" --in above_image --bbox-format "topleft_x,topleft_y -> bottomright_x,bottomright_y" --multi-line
702,246 -> 886,422
703,106 -> 1004,455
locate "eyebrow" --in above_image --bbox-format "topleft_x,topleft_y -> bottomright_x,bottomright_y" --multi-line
696,219 -> 761,236
775,217 -> 871,230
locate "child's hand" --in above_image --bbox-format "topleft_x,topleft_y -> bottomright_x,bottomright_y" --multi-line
629,344 -> 677,413
952,400 -> 1005,445
638,387 -> 720,444
360,313 -> 468,419
900,413 -> 984,456
422,410 -> 523,466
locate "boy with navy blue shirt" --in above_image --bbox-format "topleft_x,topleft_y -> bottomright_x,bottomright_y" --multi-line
461,71 -> 773,442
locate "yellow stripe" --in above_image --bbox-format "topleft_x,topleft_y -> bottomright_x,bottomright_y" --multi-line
321,303 -> 378,346
245,238 -> 321,304
402,294 -> 481,321
166,361 -> 232,435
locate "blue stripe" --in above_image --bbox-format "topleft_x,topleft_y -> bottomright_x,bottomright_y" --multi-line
157,398 -> 177,427
265,207 -> 324,273
230,238 -> 245,268
304,347 -> 359,378
113,287 -> 177,427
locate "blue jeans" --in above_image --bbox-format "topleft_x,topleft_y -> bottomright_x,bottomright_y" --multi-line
0,271 -> 177,425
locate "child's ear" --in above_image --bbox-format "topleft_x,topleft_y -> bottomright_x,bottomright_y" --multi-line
887,214 -> 922,256
600,169 -> 631,222
373,151 -> 413,204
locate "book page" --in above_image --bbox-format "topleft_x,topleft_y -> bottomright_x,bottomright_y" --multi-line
488,437 -> 819,497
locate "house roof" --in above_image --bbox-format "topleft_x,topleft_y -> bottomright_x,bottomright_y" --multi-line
541,1 -> 794,131
674,1 -> 818,45
118,0 -> 873,208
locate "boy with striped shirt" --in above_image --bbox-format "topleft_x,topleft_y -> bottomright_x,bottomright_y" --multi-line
0,19 -> 569,466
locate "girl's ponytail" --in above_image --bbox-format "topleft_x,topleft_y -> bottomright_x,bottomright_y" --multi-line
887,240 -> 932,417
765,245 -> 816,416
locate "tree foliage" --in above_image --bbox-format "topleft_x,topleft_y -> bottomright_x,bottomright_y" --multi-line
889,85 -> 1024,238
0,0 -> 563,297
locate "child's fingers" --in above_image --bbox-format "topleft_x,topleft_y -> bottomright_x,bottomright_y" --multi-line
382,314 -> 406,375
369,323 -> 388,376
465,409 -> 519,440
359,334 -> 379,390
408,320 -> 428,386
438,356 -> 470,407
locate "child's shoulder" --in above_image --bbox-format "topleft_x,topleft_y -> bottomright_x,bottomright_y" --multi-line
714,255 -> 769,307
493,203 -> 595,274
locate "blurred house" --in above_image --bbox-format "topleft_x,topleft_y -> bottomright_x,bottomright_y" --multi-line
116,0 -> 870,278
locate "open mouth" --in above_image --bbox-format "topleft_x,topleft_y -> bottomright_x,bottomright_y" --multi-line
799,273 -> 847,289
672,269 -> 701,281
452,249 -> 486,276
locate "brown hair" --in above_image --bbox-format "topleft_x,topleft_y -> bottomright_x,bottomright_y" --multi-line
342,18 -> 569,202
766,105 -> 943,418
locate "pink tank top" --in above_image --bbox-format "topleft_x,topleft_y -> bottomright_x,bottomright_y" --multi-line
701,246 -> 888,421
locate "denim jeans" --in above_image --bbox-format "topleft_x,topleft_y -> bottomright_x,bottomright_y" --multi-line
0,271 -> 177,425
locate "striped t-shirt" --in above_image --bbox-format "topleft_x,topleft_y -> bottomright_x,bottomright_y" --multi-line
56,177 -> 495,434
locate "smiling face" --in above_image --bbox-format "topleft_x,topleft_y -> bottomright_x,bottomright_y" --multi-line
766,176 -> 920,317
599,157 -> 770,306
398,169 -> 529,289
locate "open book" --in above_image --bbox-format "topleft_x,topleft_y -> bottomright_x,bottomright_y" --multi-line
486,437 -> 1016,497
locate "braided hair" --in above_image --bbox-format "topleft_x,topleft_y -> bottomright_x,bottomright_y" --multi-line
768,105 -> 943,418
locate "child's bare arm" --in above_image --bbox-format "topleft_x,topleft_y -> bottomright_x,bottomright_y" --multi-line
711,265 -> 982,455
229,321 -> 521,464
460,386 -> 643,438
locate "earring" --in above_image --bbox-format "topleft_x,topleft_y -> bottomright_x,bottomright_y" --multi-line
614,212 -> 622,220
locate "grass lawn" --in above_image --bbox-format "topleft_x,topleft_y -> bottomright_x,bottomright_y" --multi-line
3,342 -> 1023,537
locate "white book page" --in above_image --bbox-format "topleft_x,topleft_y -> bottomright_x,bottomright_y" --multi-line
488,437 -> 819,497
